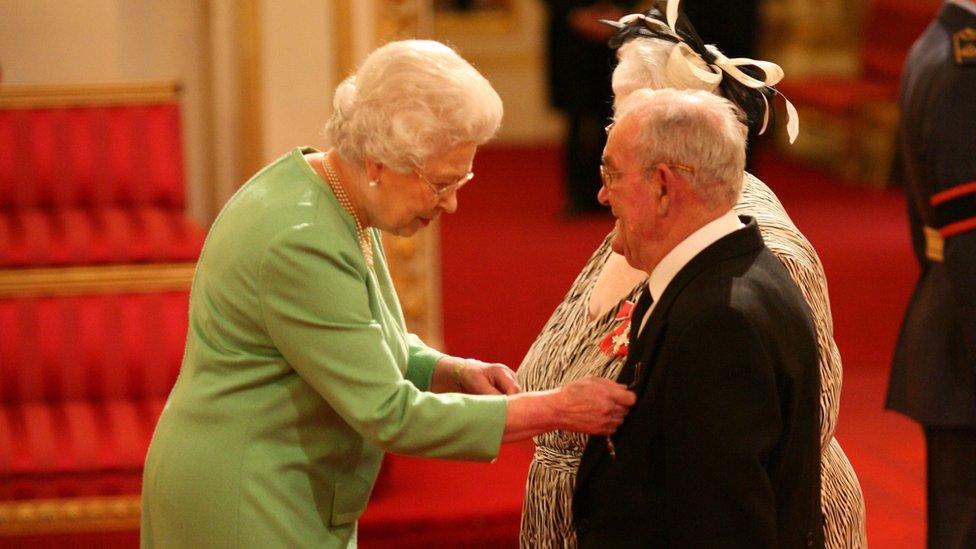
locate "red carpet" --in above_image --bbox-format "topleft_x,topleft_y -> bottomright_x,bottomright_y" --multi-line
361,145 -> 925,547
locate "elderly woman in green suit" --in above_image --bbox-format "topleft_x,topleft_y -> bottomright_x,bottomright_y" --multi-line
140,40 -> 635,548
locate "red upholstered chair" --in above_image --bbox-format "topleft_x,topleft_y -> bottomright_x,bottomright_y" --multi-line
776,0 -> 940,183
0,83 -> 203,538
0,291 -> 187,490
0,85 -> 204,267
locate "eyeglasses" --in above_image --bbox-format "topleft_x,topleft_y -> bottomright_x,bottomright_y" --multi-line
415,170 -> 474,198
599,163 -> 696,190
599,164 -> 644,190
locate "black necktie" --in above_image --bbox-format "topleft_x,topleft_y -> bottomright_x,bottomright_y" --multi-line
628,284 -> 654,345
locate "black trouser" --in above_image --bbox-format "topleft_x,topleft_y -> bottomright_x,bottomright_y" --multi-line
924,426 -> 976,549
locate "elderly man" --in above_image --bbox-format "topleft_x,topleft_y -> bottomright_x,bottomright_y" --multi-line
571,88 -> 824,548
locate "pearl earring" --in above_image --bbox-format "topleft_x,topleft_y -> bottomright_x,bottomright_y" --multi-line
368,179 -> 379,187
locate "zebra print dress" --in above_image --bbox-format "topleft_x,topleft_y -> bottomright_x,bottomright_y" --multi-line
517,173 -> 867,548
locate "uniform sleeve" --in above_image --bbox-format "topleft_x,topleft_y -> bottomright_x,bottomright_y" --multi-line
661,307 -> 782,547
929,67 -> 976,359
257,223 -> 506,460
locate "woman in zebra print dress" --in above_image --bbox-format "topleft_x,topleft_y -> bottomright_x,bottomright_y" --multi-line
517,8 -> 867,547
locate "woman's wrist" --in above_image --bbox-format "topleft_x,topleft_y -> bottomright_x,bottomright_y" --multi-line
501,390 -> 561,443
451,361 -> 465,390
431,356 -> 466,393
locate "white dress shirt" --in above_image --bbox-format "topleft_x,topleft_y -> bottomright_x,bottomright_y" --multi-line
637,210 -> 745,335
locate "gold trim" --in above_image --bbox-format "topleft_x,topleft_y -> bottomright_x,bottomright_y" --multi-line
448,49 -> 541,69
433,9 -> 516,35
0,496 -> 140,536
335,0 -> 356,79
0,82 -> 181,109
237,0 -> 264,178
382,229 -> 443,349
369,1 -> 440,347
0,263 -> 196,298
953,27 -> 976,65
377,0 -> 427,42
924,225 -> 945,262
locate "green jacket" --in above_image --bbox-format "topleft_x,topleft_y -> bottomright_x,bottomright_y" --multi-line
141,148 -> 507,548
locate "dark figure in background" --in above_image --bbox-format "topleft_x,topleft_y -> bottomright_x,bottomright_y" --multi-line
681,0 -> 759,58
683,0 -> 762,169
543,0 -> 636,215
886,1 -> 976,547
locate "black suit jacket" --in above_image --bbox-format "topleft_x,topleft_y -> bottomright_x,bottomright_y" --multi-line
572,218 -> 823,548
886,3 -> 976,427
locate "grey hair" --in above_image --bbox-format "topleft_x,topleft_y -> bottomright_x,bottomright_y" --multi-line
616,88 -> 747,208
612,38 -> 716,109
324,40 -> 503,172
613,39 -> 674,101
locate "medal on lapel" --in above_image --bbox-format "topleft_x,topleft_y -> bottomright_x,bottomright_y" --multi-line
600,300 -> 636,357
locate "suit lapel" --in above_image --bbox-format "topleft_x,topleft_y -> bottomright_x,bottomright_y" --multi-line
619,217 -> 764,399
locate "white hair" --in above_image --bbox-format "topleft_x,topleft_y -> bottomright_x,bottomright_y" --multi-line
324,40 -> 503,172
612,38 -> 716,107
616,88 -> 747,208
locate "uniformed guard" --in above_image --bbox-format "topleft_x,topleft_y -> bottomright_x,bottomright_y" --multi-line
886,1 -> 976,547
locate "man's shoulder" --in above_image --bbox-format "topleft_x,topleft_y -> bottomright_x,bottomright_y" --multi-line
736,246 -> 812,309
669,245 -> 811,330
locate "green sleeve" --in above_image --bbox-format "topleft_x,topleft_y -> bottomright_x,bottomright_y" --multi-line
404,333 -> 444,391
257,223 -> 505,460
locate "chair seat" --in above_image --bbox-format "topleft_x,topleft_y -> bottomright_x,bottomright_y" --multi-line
0,398 -> 166,479
778,77 -> 897,115
0,470 -> 144,501
0,206 -> 205,268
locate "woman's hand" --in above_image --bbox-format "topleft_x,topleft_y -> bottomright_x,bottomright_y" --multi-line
432,357 -> 520,395
501,377 -> 636,443
551,377 -> 636,435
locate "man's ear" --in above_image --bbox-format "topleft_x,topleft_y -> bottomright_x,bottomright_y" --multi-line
654,164 -> 671,216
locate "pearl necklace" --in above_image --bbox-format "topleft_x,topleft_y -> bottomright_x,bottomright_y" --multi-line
321,155 -> 374,268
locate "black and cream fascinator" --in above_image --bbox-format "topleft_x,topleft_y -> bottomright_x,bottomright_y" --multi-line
602,0 -> 799,143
